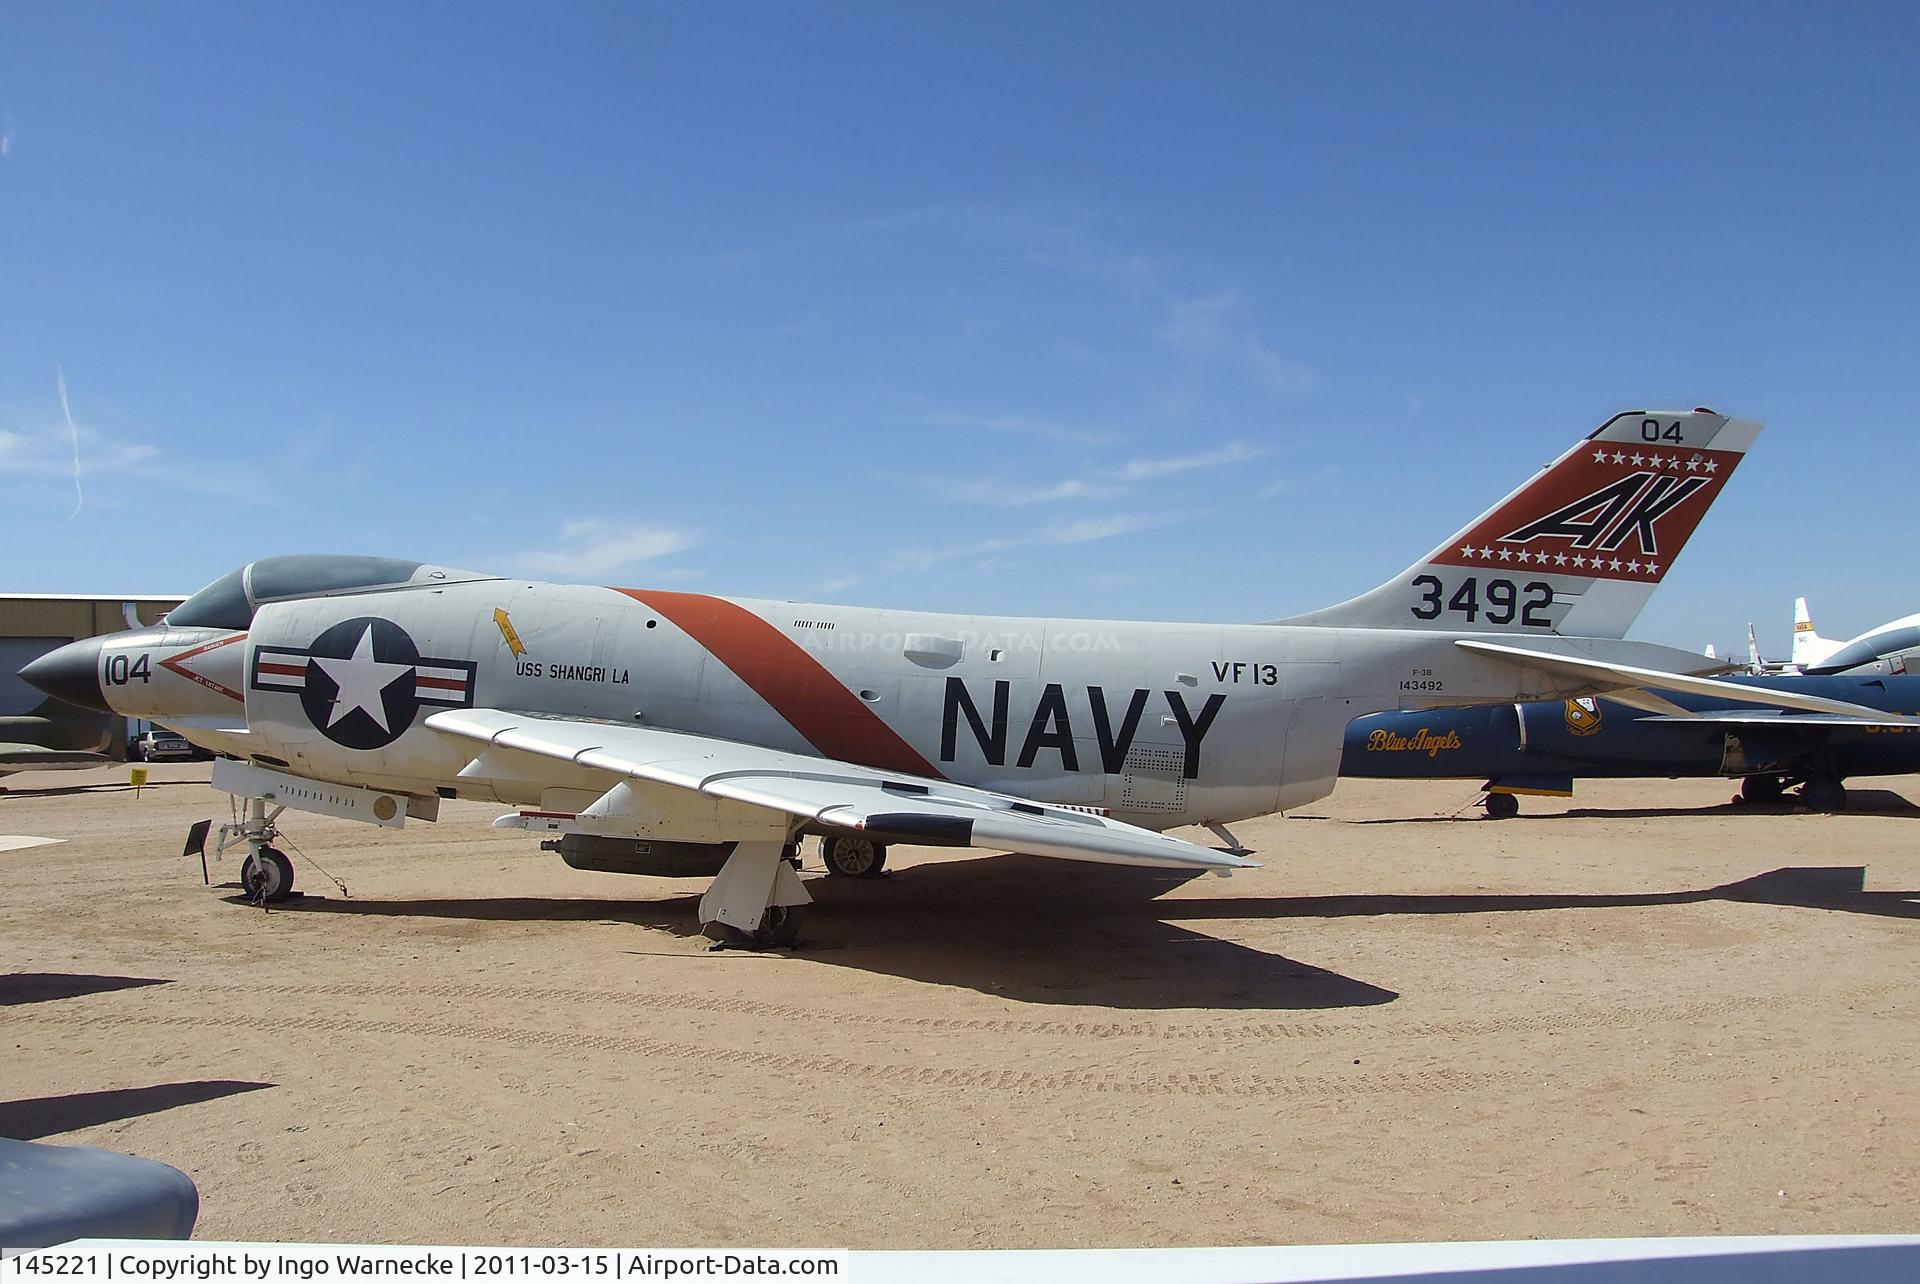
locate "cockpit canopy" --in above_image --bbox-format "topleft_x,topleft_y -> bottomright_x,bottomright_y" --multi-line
167,555 -> 482,630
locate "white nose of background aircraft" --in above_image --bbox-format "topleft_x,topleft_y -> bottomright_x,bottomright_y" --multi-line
23,408 -> 1903,946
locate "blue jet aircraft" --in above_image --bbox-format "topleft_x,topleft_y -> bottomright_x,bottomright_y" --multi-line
1342,674 -> 1920,816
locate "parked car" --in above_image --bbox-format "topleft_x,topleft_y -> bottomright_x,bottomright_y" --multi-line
131,729 -> 203,762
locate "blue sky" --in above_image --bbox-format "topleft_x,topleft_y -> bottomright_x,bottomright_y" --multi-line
2,3 -> 1915,657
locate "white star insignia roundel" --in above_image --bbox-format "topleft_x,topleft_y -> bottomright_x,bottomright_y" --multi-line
312,623 -> 414,731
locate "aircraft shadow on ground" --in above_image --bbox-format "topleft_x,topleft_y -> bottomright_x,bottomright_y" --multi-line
238,861 -> 1919,1008
0,973 -> 173,1006
252,859 -> 1398,1012
0,1081 -> 273,1141
1159,865 -> 1920,923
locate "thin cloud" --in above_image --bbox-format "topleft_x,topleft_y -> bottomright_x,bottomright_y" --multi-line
1159,290 -> 1316,396
1259,463 -> 1341,498
917,409 -> 1115,448
508,520 -> 696,580
937,442 -> 1262,510
1117,442 -> 1263,482
890,513 -> 1164,573
54,368 -> 84,520
0,405 -> 228,506
946,477 -> 1129,506
817,574 -> 864,595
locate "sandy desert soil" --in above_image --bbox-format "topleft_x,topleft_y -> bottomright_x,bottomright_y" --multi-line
2,763 -> 1916,1247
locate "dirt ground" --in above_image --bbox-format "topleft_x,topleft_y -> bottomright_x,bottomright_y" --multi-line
1,762 -> 1915,1247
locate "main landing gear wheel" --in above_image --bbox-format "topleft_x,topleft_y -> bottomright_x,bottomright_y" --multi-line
822,834 -> 888,878
1801,777 -> 1848,812
1740,774 -> 1786,805
753,902 -> 807,948
241,847 -> 296,902
704,903 -> 808,950
1483,793 -> 1520,820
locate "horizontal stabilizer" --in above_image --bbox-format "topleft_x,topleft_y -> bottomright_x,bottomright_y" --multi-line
1455,640 -> 1920,723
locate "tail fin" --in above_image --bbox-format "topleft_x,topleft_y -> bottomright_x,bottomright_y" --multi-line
1274,408 -> 1758,639
1791,596 -> 1839,668
1747,624 -> 1763,673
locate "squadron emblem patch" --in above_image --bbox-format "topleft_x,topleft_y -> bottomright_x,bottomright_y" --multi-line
251,617 -> 476,750
1563,697 -> 1604,737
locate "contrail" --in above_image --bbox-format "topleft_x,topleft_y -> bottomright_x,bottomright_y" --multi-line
55,366 -> 83,521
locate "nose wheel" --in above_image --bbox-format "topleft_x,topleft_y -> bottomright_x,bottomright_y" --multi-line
240,847 -> 296,902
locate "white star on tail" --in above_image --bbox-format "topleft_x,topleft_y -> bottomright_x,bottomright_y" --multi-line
313,624 -> 412,731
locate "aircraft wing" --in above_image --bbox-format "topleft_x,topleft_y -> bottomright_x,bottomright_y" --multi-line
1455,640 -> 1920,723
0,744 -> 109,771
425,708 -> 1255,873
1633,711 -> 1920,728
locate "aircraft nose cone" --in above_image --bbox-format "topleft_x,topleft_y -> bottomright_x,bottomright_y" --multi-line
19,636 -> 110,712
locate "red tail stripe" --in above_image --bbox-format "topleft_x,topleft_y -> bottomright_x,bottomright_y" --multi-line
613,589 -> 941,779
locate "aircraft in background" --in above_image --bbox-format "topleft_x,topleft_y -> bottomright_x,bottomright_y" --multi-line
1744,624 -> 1797,676
0,694 -> 115,783
1792,596 -> 1844,671
1793,597 -> 1919,676
1342,672 -> 1920,816
24,408 -> 1909,945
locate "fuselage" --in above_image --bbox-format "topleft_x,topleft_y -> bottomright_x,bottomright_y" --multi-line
79,571 -> 1683,829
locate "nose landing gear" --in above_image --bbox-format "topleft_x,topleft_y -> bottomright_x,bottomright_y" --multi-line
216,796 -> 298,903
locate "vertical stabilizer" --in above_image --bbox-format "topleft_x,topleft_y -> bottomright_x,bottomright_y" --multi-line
1791,597 -> 1840,669
1275,409 -> 1759,639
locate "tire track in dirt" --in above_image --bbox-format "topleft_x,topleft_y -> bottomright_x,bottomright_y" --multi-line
3,1007 -> 1499,1098
178,978 -> 1905,1045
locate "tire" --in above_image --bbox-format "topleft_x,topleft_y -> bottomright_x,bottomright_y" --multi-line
1483,792 -> 1520,820
1801,778 -> 1847,813
1740,775 -> 1785,804
241,847 -> 296,901
821,834 -> 887,878
753,903 -> 807,948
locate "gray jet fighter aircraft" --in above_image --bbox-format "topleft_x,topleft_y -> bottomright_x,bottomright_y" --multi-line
24,408 -> 1904,945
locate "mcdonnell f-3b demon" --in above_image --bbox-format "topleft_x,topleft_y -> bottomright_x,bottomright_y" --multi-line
23,409 -> 1902,945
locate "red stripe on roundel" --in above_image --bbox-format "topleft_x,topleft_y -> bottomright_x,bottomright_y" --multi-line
415,676 -> 467,691
257,662 -> 306,677
613,588 -> 942,779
